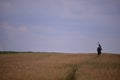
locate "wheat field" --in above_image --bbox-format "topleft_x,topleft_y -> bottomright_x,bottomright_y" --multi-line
0,52 -> 120,80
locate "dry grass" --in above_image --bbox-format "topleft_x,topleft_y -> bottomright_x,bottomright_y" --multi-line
0,53 -> 120,80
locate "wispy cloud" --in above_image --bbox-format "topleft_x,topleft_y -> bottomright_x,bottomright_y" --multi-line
0,23 -> 29,36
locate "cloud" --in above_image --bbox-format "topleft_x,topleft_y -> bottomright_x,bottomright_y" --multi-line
0,23 -> 29,36
0,23 -> 16,33
0,0 -> 63,18
63,0 -> 120,20
0,0 -> 11,12
18,25 -> 29,32
1,0 -> 120,23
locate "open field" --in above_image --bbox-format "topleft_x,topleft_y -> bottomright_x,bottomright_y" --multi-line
0,52 -> 120,80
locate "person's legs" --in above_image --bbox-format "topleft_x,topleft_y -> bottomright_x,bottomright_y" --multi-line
98,50 -> 101,56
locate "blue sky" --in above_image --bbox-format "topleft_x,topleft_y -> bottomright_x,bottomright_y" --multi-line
0,0 -> 120,53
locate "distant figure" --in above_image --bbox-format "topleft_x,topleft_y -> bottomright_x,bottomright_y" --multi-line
97,42 -> 102,56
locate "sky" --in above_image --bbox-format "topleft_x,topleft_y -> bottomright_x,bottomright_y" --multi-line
0,0 -> 120,53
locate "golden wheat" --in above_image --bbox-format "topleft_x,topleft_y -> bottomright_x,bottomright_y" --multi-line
0,53 -> 120,80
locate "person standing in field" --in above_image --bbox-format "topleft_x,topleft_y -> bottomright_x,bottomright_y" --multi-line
97,42 -> 102,56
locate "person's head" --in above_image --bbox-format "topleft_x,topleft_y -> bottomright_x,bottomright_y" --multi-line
99,44 -> 101,47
